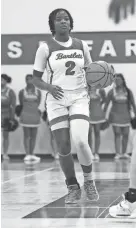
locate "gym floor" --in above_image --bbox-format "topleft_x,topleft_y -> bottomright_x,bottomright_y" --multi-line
1,157 -> 136,228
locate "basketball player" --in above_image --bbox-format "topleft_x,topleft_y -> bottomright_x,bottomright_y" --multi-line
104,74 -> 136,160
19,74 -> 41,164
109,132 -> 136,218
1,74 -> 16,160
32,8 -> 99,204
88,87 -> 106,161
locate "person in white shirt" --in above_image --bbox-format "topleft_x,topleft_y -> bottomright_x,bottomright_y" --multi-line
33,8 -> 99,204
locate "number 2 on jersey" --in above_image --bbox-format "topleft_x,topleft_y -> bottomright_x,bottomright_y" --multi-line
65,61 -> 76,76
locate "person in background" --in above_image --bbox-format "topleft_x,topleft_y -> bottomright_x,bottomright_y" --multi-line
104,73 -> 136,160
88,87 -> 106,161
108,0 -> 135,24
109,0 -> 136,219
108,1 -> 136,218
109,131 -> 136,218
1,74 -> 16,160
19,74 -> 41,164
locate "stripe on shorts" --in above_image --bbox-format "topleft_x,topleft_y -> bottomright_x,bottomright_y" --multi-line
69,114 -> 89,121
51,121 -> 69,131
49,115 -> 69,127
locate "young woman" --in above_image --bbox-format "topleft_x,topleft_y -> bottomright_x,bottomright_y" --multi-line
19,74 -> 41,164
89,87 -> 106,161
32,8 -> 99,204
104,73 -> 136,160
1,74 -> 16,160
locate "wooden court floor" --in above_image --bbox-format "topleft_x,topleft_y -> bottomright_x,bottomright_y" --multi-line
1,158 -> 136,228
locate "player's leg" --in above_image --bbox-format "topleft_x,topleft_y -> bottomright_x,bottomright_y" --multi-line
109,133 -> 136,218
52,128 -> 75,180
112,126 -> 122,160
93,124 -> 100,161
52,128 -> 81,202
121,126 -> 130,158
69,96 -> 99,201
47,98 -> 81,204
50,130 -> 59,159
2,130 -> 10,160
30,127 -> 40,163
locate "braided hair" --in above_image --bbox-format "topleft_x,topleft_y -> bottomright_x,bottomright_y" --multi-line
48,8 -> 74,36
116,73 -> 132,111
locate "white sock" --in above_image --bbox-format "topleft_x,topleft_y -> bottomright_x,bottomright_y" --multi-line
83,172 -> 93,182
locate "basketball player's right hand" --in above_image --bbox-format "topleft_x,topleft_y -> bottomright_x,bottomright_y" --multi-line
48,85 -> 64,100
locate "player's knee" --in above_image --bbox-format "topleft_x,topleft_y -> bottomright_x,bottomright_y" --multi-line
78,141 -> 89,153
71,121 -> 89,150
72,133 -> 88,150
57,139 -> 71,156
76,140 -> 92,166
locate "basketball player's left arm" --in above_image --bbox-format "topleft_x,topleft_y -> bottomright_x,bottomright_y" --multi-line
82,41 -> 92,71
130,90 -> 136,116
9,89 -> 16,120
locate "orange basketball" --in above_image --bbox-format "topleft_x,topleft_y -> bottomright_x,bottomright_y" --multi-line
86,61 -> 115,88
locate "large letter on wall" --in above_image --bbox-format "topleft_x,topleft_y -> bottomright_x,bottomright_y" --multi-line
99,40 -> 117,57
126,40 -> 136,56
85,40 -> 93,52
8,41 -> 22,58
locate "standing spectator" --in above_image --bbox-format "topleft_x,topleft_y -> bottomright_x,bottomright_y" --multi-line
104,73 -> 136,160
19,74 -> 41,164
1,74 -> 16,160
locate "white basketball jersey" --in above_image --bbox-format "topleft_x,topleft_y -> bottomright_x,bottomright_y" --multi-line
34,37 -> 92,90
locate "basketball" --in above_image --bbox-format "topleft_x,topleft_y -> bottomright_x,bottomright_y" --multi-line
86,61 -> 115,88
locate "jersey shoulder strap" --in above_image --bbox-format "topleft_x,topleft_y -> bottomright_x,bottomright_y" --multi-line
46,37 -> 84,58
45,38 -> 62,58
71,38 -> 84,52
